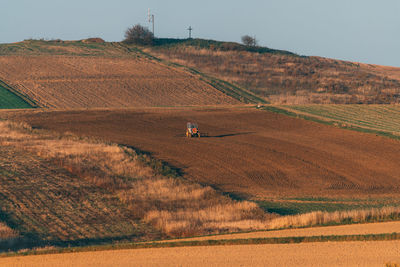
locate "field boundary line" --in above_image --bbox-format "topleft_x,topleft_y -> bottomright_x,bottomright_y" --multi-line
2,232 -> 400,258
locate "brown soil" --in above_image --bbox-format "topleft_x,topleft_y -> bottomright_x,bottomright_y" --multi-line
2,241 -> 400,266
9,107 -> 400,198
0,55 -> 239,108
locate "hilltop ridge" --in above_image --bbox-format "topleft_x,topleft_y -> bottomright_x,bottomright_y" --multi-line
147,38 -> 400,104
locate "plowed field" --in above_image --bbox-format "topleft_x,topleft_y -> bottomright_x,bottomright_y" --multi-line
12,107 -> 400,198
0,56 -> 239,108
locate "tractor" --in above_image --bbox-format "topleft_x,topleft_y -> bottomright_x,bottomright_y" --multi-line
186,122 -> 200,138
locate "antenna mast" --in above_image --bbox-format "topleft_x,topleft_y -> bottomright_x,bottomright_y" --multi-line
187,26 -> 193,39
148,8 -> 155,35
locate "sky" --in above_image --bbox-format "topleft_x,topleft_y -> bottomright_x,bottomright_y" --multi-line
1,0 -> 400,66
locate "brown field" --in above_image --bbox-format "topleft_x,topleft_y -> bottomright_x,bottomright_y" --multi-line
9,107 -> 400,198
2,241 -> 400,266
0,55 -> 239,108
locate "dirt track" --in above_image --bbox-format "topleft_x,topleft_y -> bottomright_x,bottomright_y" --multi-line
12,107 -> 400,198
3,241 -> 400,266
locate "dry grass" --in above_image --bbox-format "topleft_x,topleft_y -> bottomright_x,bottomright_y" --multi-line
0,121 -> 270,237
144,201 -> 269,236
0,223 -> 18,241
150,45 -> 400,104
266,207 -> 400,230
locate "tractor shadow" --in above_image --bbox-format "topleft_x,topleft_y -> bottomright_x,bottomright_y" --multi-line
202,132 -> 255,138
175,132 -> 254,138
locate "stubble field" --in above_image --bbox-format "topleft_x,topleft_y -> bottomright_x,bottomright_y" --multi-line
0,55 -> 239,109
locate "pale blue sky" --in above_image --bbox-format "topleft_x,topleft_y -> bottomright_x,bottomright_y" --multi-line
1,0 -> 400,66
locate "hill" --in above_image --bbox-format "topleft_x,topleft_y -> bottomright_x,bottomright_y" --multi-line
148,38 -> 400,104
0,40 -> 262,109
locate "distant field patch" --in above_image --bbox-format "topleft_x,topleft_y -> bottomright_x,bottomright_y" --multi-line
0,82 -> 32,109
257,197 -> 400,216
278,105 -> 400,136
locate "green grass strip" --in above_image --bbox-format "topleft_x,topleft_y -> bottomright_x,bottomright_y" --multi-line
2,232 -> 400,258
0,80 -> 36,109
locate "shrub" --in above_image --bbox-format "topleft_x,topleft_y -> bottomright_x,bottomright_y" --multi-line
124,24 -> 154,45
241,35 -> 257,47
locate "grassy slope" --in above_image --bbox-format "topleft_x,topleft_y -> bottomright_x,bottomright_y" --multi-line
149,38 -> 400,104
152,38 -> 296,56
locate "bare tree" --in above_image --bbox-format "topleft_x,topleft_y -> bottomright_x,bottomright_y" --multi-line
124,24 -> 154,45
241,35 -> 257,47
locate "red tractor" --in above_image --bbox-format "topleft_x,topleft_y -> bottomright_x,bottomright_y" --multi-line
186,122 -> 200,138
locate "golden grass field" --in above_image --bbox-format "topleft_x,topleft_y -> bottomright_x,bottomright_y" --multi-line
2,240 -> 400,266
